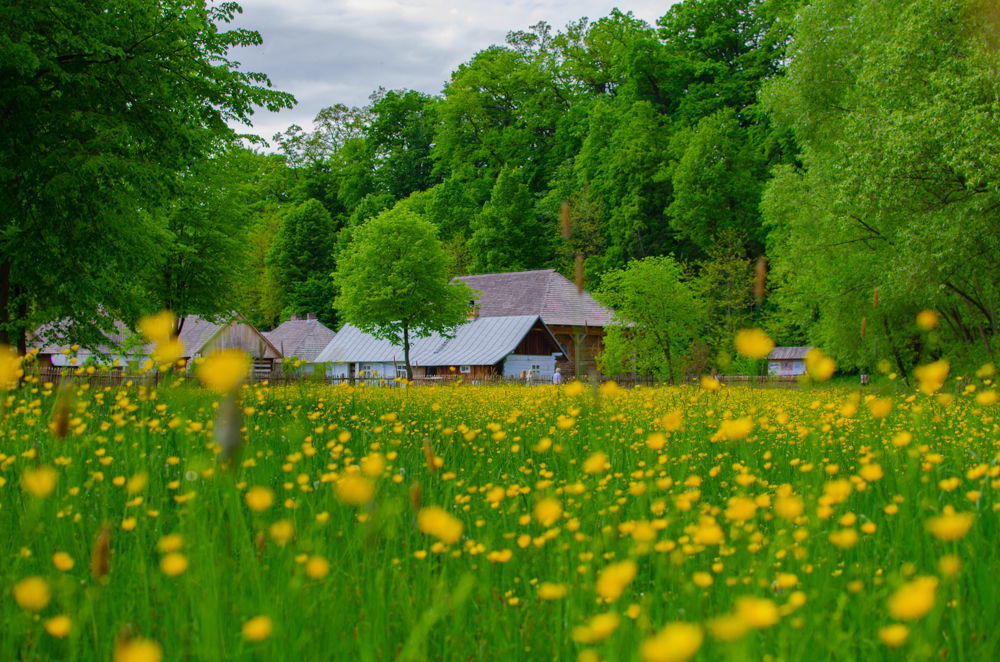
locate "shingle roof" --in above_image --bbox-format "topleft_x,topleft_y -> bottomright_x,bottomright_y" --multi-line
262,319 -> 336,363
314,315 -> 566,366
455,269 -> 613,327
767,346 -> 814,360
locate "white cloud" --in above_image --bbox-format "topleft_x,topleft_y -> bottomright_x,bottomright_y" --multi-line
225,0 -> 678,145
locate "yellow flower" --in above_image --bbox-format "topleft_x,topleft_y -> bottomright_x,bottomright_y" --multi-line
595,559 -> 637,602
707,614 -> 749,642
242,615 -> 273,642
571,612 -> 620,644
533,498 -> 563,527
734,328 -> 774,359
583,451 -> 609,474
926,512 -> 975,541
715,417 -> 753,441
805,348 -> 836,381
360,453 -> 385,477
700,376 -> 720,392
152,338 -> 185,366
21,466 -> 58,498
640,622 -> 704,662
774,495 -> 804,520
305,555 -> 330,579
13,576 -> 50,611
245,486 -> 276,511
734,596 -> 780,628
537,582 -> 568,600
828,529 -> 859,549
878,624 -> 910,648
976,390 -> 998,406
157,534 -> 184,554
0,345 -> 23,388
417,506 -> 464,544
126,472 -> 149,494
44,614 -> 72,638
114,637 -> 163,662
887,576 -> 938,621
914,360 -> 950,395
723,496 -> 757,522
197,349 -> 250,393
335,474 -> 375,506
692,572 -> 713,588
565,381 -> 586,396
52,552 -> 75,571
859,463 -> 883,481
915,310 -> 938,331
160,553 -> 189,577
938,554 -> 962,577
269,519 -> 295,547
138,310 -> 176,343
646,432 -> 667,450
868,398 -> 893,419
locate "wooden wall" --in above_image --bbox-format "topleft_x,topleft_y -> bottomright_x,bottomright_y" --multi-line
548,324 -> 605,379
204,323 -> 282,359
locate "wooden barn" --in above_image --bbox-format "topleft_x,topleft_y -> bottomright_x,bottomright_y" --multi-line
454,270 -> 613,379
262,313 -> 336,376
767,346 -> 814,377
32,314 -> 282,375
314,315 -> 567,382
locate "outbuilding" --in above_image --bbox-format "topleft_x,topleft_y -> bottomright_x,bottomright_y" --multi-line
262,313 -> 336,376
766,346 -> 814,377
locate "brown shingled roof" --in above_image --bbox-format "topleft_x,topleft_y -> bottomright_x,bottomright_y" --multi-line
454,269 -> 613,327
262,318 -> 336,363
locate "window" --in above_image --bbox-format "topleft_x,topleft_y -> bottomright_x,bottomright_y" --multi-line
781,361 -> 793,371
460,365 -> 471,374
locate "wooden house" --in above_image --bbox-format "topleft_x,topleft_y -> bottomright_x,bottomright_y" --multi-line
262,313 -> 336,376
314,315 -> 567,382
454,270 -> 613,378
767,347 -> 814,377
32,314 -> 282,375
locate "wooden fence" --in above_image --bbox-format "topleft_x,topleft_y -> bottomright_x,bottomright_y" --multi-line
27,366 -> 799,391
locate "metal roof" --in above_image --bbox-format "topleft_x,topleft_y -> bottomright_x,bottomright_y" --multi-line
767,346 -> 814,360
315,315 -> 566,366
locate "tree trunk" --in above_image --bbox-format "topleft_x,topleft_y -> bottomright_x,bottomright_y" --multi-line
403,323 -> 413,381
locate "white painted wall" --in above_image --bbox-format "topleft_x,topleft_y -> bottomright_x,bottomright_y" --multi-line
504,354 -> 557,383
768,360 -> 806,376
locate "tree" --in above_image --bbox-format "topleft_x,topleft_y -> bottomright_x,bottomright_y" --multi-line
594,255 -> 703,384
268,199 -> 338,324
0,0 -> 293,352
335,208 -> 477,380
468,165 -> 552,273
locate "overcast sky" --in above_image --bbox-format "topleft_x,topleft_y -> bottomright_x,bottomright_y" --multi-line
226,0 -> 677,145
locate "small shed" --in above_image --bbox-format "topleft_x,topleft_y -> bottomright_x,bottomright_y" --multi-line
767,347 -> 814,376
314,315 -> 567,382
262,313 -> 336,375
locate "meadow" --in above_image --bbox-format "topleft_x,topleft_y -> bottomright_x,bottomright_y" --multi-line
2,358 -> 998,661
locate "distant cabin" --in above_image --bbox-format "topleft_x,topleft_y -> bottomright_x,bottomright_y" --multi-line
767,347 -> 814,376
262,313 -> 336,375
32,314 -> 282,376
314,315 -> 567,382
453,269 -> 613,379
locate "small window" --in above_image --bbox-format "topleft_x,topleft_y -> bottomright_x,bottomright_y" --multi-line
460,365 -> 472,374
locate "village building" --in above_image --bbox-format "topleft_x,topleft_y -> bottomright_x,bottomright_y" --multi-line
32,314 -> 282,376
454,269 -> 613,379
767,346 -> 814,377
262,313 -> 336,376
314,314 -> 567,382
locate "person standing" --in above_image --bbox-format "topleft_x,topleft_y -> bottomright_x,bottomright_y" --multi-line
552,368 -> 562,385
526,368 -> 534,384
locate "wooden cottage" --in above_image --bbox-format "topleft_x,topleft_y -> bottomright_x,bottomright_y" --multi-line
314,315 -> 567,382
767,346 -> 814,377
32,314 -> 282,375
262,313 -> 336,376
454,270 -> 613,378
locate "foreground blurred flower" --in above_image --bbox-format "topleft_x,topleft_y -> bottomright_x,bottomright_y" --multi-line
44,615 -> 72,638
640,622 -> 704,662
138,310 -> 175,343
887,576 -> 938,621
269,520 -> 295,547
242,615 -> 273,642
926,511 -> 974,541
305,556 -> 330,579
198,349 -> 250,393
335,474 -> 375,506
571,612 -> 620,644
734,328 -> 774,359
21,466 -> 58,498
916,310 -> 938,331
417,505 -> 464,544
160,553 -> 188,577
245,486 -> 276,512
13,576 -> 50,611
114,637 -> 163,662
52,552 -> 75,571
534,497 -> 563,527
595,560 -> 637,603
914,360 -> 950,396
537,582 -> 568,600
805,348 -> 836,381
878,624 -> 910,648
734,596 -> 780,628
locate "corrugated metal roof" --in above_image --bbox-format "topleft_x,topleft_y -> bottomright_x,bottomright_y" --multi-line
315,316 -> 565,366
455,270 -> 613,327
767,346 -> 814,360
262,319 -> 336,363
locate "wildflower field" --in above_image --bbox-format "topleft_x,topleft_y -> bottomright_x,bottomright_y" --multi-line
2,367 -> 999,661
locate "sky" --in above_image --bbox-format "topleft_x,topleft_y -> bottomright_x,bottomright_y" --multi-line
226,0 -> 676,145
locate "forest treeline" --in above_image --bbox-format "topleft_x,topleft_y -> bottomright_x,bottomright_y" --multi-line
4,0 -> 999,379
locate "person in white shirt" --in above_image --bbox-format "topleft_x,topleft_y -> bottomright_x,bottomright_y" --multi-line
552,368 -> 562,384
